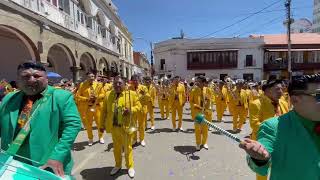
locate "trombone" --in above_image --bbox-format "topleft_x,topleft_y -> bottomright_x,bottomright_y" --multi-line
124,88 -> 137,135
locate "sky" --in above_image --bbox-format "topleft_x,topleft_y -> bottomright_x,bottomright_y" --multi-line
113,0 -> 313,61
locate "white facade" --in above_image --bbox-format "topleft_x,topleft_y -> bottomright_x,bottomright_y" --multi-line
154,38 -> 265,81
291,18 -> 312,33
5,0 -> 134,78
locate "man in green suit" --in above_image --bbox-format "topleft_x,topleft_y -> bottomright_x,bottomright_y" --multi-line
0,62 -> 81,177
240,74 -> 320,180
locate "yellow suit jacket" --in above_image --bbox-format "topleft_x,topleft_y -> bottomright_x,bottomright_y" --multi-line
169,83 -> 186,106
249,95 -> 289,133
146,84 -> 157,107
101,90 -> 141,133
229,88 -> 248,109
75,81 -> 105,106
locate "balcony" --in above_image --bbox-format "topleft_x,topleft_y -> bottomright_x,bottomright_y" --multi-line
187,62 -> 237,70
264,61 -> 320,71
10,0 -> 120,54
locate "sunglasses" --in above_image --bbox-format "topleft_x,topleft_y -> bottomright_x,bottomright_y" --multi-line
293,92 -> 320,102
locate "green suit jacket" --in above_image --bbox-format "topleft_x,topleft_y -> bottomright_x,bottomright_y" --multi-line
0,86 -> 81,175
247,111 -> 320,180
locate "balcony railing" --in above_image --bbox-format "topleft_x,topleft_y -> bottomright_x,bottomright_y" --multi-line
264,61 -> 320,71
10,0 -> 120,54
187,62 -> 237,70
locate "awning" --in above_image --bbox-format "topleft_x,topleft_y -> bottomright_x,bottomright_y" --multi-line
266,49 -> 320,52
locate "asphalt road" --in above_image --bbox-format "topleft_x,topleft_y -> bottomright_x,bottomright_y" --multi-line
72,104 -> 255,180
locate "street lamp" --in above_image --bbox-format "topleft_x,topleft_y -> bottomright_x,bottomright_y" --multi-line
136,37 -> 154,76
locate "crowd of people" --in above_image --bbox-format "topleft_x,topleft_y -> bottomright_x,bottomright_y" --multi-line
0,61 -> 319,180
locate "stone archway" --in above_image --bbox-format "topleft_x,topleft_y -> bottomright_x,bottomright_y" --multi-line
79,52 -> 96,80
110,61 -> 118,76
47,44 -> 75,79
0,25 -> 39,81
98,58 -> 109,76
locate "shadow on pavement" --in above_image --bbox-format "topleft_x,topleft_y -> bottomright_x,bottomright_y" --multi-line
211,131 -> 222,135
104,142 -> 113,152
181,128 -> 195,134
80,167 -> 127,180
73,141 -> 87,151
147,128 -> 177,134
173,146 -> 200,161
182,118 -> 193,122
223,120 -> 233,124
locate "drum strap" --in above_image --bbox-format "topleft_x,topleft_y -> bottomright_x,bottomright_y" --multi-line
6,100 -> 42,156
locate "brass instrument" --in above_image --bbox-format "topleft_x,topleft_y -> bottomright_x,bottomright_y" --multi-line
124,88 -> 137,135
225,77 -> 237,100
89,83 -> 104,112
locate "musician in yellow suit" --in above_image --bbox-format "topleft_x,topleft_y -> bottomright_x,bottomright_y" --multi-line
144,76 -> 157,130
190,76 -> 213,150
158,78 -> 170,120
214,81 -> 228,122
229,79 -> 248,133
169,76 -> 186,131
76,72 -> 105,146
103,77 -> 113,92
101,76 -> 141,178
249,79 -> 289,180
128,75 -> 150,147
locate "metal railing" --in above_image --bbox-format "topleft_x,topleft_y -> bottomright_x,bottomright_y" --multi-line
10,0 -> 120,54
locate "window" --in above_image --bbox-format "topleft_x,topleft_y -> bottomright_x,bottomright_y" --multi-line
52,0 -> 58,6
58,0 -> 70,14
243,73 -> 254,81
160,59 -> 165,70
245,55 -> 253,66
192,53 -> 200,63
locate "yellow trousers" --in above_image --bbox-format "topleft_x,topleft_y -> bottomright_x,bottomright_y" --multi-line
147,104 -> 155,126
159,99 -> 170,119
216,101 -> 227,121
77,103 -> 87,128
232,105 -> 247,131
227,102 -> 234,116
171,101 -> 183,129
111,127 -> 134,169
137,110 -> 147,141
86,105 -> 103,140
195,111 -> 212,145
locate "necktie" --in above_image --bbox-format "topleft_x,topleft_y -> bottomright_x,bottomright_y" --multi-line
18,98 -> 33,129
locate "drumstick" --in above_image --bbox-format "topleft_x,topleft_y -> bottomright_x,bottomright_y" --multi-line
195,114 -> 242,143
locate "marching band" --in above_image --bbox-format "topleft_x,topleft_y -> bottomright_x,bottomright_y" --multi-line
1,68 -> 308,179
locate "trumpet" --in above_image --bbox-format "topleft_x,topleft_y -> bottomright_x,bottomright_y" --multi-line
224,77 -> 237,100
89,83 -> 104,112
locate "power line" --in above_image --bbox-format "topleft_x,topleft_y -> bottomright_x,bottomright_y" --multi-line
236,16 -> 284,37
197,0 -> 283,39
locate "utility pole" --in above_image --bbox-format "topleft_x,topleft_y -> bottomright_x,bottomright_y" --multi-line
285,0 -> 292,80
150,42 -> 154,77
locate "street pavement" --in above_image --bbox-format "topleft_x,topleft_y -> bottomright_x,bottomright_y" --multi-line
72,104 -> 255,180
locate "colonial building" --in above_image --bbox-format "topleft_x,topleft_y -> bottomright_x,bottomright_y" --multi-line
154,37 -> 265,81
154,33 -> 320,81
256,33 -> 320,79
133,51 -> 151,77
0,0 -> 134,81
